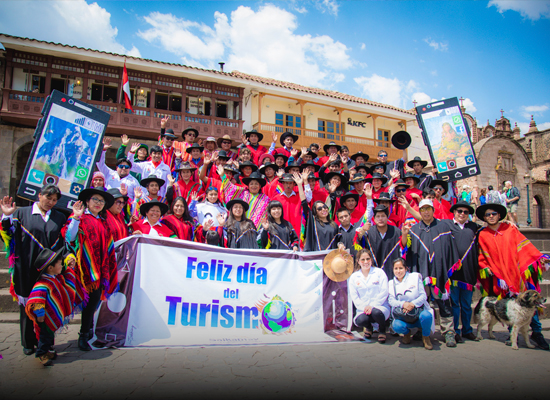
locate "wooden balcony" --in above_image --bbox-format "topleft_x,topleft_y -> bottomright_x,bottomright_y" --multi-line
253,122 -> 403,161
0,89 -> 244,142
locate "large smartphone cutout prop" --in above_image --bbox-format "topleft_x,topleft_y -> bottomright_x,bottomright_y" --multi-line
415,97 -> 480,182
17,90 -> 111,210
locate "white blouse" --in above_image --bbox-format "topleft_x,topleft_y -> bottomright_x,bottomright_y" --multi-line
349,268 -> 390,319
388,272 -> 429,311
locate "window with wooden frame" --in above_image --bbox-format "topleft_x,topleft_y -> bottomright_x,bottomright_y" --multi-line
318,119 -> 344,139
377,129 -> 390,148
275,112 -> 302,128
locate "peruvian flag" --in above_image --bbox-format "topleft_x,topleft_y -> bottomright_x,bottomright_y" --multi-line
122,61 -> 134,113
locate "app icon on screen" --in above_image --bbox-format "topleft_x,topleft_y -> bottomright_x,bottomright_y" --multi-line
70,183 -> 84,196
437,162 -> 448,172
465,155 -> 475,165
78,154 -> 92,167
28,169 -> 45,185
452,116 -> 461,125
57,178 -> 72,193
447,159 -> 457,170
455,125 -> 465,134
44,174 -> 59,186
75,167 -> 88,180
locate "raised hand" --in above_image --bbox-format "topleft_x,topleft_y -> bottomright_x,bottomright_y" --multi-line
327,182 -> 337,194
190,192 -> 199,202
390,169 -> 400,179
103,137 -> 112,151
211,151 -> 219,163
291,148 -> 299,158
72,201 -> 85,218
121,134 -> 130,146
161,116 -> 170,128
292,172 -> 303,186
301,170 -> 309,182
301,147 -> 308,156
217,212 -> 227,226
241,134 -> 248,146
217,164 -> 225,177
198,139 -> 203,147
271,132 -> 278,143
130,143 -> 141,153
167,174 -> 176,187
119,183 -> 128,196
134,186 -> 143,199
276,169 -> 284,178
364,182 -> 373,199
260,215 -> 269,230
1,196 -> 17,216
203,152 -> 212,165
329,153 -> 338,162
401,221 -> 411,237
204,218 -> 214,231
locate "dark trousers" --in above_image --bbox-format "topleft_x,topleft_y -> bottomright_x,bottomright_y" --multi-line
355,308 -> 387,334
19,305 -> 37,349
36,322 -> 55,357
80,286 -> 102,334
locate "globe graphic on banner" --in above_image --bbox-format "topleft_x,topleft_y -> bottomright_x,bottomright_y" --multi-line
261,300 -> 293,333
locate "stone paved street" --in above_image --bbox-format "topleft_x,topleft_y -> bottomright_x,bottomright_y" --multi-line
1,321 -> 550,400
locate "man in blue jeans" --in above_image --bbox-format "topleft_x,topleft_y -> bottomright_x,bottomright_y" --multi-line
444,201 -> 480,343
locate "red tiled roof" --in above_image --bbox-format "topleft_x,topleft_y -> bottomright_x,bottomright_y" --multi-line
0,33 -> 415,116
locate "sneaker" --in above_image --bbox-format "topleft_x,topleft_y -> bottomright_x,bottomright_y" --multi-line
445,332 -> 457,347
505,336 -> 512,346
531,332 -> 550,350
455,334 -> 464,344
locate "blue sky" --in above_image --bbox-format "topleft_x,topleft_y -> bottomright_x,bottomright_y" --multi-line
1,0 -> 549,134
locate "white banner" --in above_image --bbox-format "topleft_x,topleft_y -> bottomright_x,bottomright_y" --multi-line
91,237 -> 353,348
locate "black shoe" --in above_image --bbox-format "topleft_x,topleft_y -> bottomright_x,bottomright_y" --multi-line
412,330 -> 423,341
505,336 -> 512,346
445,332 -> 457,347
463,332 -> 478,341
23,347 -> 35,356
455,334 -> 464,344
531,332 -> 550,350
78,332 -> 92,351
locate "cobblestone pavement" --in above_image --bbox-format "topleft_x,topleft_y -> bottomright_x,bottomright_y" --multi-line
1,322 -> 549,400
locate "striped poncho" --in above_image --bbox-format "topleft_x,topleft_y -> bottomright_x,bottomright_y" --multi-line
220,176 -> 270,228
25,267 -> 87,336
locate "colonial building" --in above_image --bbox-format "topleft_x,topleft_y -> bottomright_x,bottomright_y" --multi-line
461,104 -> 549,228
0,33 -> 428,203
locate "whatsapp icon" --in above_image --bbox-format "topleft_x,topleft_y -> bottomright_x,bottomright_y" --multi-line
75,167 -> 88,180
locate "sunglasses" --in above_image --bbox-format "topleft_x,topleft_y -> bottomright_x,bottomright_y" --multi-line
455,209 -> 469,215
433,187 -> 444,191
485,212 -> 499,217
222,141 -> 232,145
419,207 -> 432,212
118,164 -> 131,169
396,188 -> 407,193
379,154 -> 388,157
316,205 -> 329,211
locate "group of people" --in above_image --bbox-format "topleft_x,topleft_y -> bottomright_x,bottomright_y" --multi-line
1,124 -> 548,366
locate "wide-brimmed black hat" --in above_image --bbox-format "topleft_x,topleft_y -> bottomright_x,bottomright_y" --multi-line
391,130 -> 411,150
373,192 -> 396,204
140,200 -> 169,217
373,204 -> 389,216
242,171 -> 267,188
429,179 -> 448,196
340,192 -> 359,205
370,162 -> 386,173
349,175 -> 366,185
273,153 -> 289,164
403,172 -> 420,184
350,151 -> 370,163
476,203 -> 507,222
182,127 -> 199,139
259,161 -> 277,174
306,172 -> 320,181
116,158 -> 132,168
34,247 -> 65,280
301,160 -> 320,172
284,162 -> 304,173
140,174 -> 166,188
185,143 -> 204,154
450,200 -> 475,215
324,172 -> 348,188
226,198 -> 250,213
304,149 -> 318,159
279,173 -> 296,183
407,156 -> 428,169
394,179 -> 409,188
280,131 -> 299,146
223,164 -> 240,175
79,188 -> 115,210
217,150 -> 230,161
174,162 -> 198,173
323,141 -> 342,153
239,161 -> 259,173
106,188 -> 129,201
163,129 -> 177,139
366,173 -> 388,185
245,129 -> 264,142
355,163 -> 371,174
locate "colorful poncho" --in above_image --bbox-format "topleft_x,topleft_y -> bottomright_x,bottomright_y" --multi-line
62,214 -> 118,300
477,223 -> 549,298
25,267 -> 87,336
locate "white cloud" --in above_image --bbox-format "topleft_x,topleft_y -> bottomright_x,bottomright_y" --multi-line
354,74 -> 418,108
360,43 -> 366,50
520,104 -> 549,119
423,37 -> 448,51
138,5 -> 352,88
488,0 -> 550,20
315,0 -> 340,16
412,92 -> 437,106
462,98 -> 477,113
517,121 -> 550,134
0,0 -> 140,57
430,70 -> 438,76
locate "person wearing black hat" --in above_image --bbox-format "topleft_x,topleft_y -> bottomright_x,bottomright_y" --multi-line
173,125 -> 199,163
25,248 -> 85,366
407,156 -> 432,191
319,154 -> 350,187
217,134 -> 238,161
238,160 -> 258,180
131,200 -> 175,237
440,201 -> 479,343
339,145 -> 356,170
319,142 -> 342,165
166,163 -> 201,205
403,172 -> 423,205
183,143 -> 205,180
269,130 -> 299,159
128,143 -> 171,198
159,116 -> 179,171
366,173 -> 389,199
304,172 -> 327,206
476,202 -> 550,350
117,134 -> 149,181
1,185 -> 69,355
388,179 -> 419,228
270,172 -> 306,241
349,175 -> 368,216
273,153 -> 289,172
259,200 -> 300,251
429,179 -> 453,220
354,163 -> 370,178
239,129 -> 268,165
376,149 -> 405,181
336,192 -> 363,225
105,188 -> 131,242
98,137 -> 140,201
351,151 -> 369,165
219,199 -> 259,249
62,188 -> 117,351
136,174 -> 168,216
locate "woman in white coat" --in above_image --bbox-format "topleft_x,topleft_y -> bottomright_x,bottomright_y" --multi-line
349,249 -> 390,343
388,258 -> 433,350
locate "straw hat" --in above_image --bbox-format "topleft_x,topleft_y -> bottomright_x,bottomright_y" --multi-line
323,249 -> 354,282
